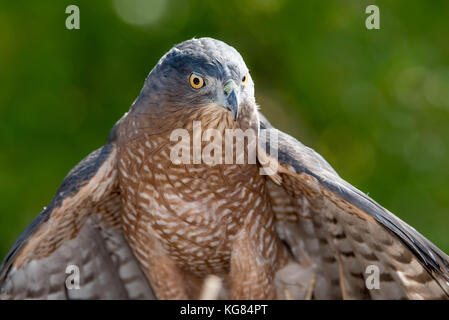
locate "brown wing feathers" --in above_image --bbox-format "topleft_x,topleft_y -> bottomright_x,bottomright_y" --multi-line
261,121 -> 449,299
0,133 -> 155,299
0,143 -> 116,281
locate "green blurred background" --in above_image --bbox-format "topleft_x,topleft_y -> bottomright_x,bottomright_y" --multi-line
0,0 -> 448,259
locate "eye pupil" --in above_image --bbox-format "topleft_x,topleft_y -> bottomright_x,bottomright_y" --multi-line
189,73 -> 204,88
241,73 -> 249,85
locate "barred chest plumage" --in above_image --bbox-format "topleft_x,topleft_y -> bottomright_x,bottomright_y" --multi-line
116,109 -> 277,277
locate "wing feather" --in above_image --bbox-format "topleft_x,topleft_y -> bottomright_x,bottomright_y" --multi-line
0,130 -> 155,299
260,117 -> 449,299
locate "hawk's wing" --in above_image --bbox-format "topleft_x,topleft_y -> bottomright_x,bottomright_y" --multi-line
259,115 -> 449,299
0,130 -> 155,300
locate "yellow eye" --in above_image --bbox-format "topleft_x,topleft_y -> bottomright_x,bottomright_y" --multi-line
241,73 -> 249,86
189,73 -> 204,89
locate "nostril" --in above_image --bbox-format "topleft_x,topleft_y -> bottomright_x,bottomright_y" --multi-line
223,79 -> 236,97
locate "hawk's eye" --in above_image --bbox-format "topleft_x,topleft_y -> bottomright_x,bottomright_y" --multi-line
189,73 -> 204,89
241,73 -> 249,86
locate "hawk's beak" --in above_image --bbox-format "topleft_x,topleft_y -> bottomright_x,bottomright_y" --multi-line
223,79 -> 239,121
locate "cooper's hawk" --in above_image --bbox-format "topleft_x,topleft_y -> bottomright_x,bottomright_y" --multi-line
1,38 -> 448,300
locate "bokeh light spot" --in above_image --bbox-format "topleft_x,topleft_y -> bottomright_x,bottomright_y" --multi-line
113,0 -> 167,26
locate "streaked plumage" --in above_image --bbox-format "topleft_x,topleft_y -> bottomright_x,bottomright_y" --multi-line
1,38 -> 448,300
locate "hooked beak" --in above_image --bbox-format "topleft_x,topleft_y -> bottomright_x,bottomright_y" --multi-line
223,79 -> 239,121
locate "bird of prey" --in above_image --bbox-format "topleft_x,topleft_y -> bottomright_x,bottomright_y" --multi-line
1,38 -> 448,300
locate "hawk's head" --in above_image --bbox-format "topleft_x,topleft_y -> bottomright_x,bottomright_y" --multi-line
136,38 -> 256,124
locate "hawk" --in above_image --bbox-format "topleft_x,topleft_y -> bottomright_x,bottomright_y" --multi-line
1,38 -> 448,300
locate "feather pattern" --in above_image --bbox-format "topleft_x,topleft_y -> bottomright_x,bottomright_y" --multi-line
260,117 -> 449,299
